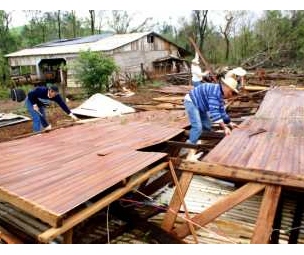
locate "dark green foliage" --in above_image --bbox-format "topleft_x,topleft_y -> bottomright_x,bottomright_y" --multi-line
73,50 -> 118,96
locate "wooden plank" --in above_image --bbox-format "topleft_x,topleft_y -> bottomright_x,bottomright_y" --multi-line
161,171 -> 193,232
174,159 -> 304,190
251,185 -> 281,244
0,188 -> 61,228
173,182 -> 265,239
38,162 -> 168,243
168,161 -> 198,243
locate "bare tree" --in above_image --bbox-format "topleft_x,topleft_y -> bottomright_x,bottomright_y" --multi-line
95,11 -> 105,34
24,10 -> 48,43
107,11 -> 153,34
220,12 -> 234,60
89,10 -> 95,35
71,10 -> 76,38
57,10 -> 61,39
192,10 -> 208,51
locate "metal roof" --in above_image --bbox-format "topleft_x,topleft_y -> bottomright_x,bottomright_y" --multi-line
6,31 -> 153,57
204,87 -> 304,189
35,33 -> 114,48
0,110 -> 188,227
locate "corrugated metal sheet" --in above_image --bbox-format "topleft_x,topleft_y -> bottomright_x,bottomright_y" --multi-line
6,32 -> 152,57
0,110 -> 188,226
35,33 -> 114,47
205,87 -> 304,178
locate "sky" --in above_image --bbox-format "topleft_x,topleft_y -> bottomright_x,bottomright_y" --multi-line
3,0 -> 304,11
4,0 -> 304,29
5,0 -> 304,30
7,10 -> 265,33
8,10 -> 194,28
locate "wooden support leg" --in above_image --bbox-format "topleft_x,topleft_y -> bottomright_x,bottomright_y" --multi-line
251,185 -> 281,244
63,229 -> 73,244
168,160 -> 198,243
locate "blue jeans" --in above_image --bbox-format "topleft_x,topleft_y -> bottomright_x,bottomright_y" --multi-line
184,99 -> 211,144
192,81 -> 202,88
25,98 -> 49,132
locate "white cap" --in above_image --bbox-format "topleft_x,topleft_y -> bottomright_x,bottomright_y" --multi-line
231,67 -> 247,76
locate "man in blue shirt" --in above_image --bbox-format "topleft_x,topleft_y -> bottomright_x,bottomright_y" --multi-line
25,85 -> 79,132
183,77 -> 239,146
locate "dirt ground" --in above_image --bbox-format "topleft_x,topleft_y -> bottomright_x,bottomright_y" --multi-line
0,86 -> 166,143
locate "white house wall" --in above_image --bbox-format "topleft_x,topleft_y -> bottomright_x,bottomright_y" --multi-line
7,34 -> 183,87
8,53 -> 78,67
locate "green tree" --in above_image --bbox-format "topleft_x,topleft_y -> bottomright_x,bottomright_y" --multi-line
73,50 -> 118,96
0,11 -> 21,84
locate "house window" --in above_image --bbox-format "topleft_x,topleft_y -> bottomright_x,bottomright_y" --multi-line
147,35 -> 154,43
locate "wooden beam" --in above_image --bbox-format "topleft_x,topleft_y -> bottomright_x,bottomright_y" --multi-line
173,182 -> 265,239
38,162 -> 168,243
0,188 -> 61,228
161,171 -> 193,232
167,141 -> 214,150
189,37 -> 211,71
168,160 -> 198,243
251,185 -> 281,244
173,159 -> 304,189
137,170 -> 172,197
63,229 -> 73,244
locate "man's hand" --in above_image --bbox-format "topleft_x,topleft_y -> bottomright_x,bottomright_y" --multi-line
69,113 -> 79,121
228,122 -> 239,129
224,126 -> 232,136
33,104 -> 39,112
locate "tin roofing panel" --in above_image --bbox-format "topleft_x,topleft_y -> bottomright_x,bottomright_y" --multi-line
0,111 -> 187,225
6,32 -> 151,57
204,88 -> 304,179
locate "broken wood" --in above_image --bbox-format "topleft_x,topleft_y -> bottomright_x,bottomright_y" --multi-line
173,182 -> 265,238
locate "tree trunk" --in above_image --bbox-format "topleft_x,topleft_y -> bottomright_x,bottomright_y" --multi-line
89,10 -> 95,35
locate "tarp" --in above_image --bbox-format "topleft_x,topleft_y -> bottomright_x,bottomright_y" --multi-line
0,113 -> 31,128
71,93 -> 135,118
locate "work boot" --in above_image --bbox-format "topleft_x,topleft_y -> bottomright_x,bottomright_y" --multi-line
186,149 -> 197,161
179,147 -> 190,157
44,124 -> 52,131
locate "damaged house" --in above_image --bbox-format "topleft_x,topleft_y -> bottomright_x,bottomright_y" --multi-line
5,31 -> 190,87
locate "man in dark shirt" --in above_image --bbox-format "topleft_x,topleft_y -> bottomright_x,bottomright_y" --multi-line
25,85 -> 79,132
